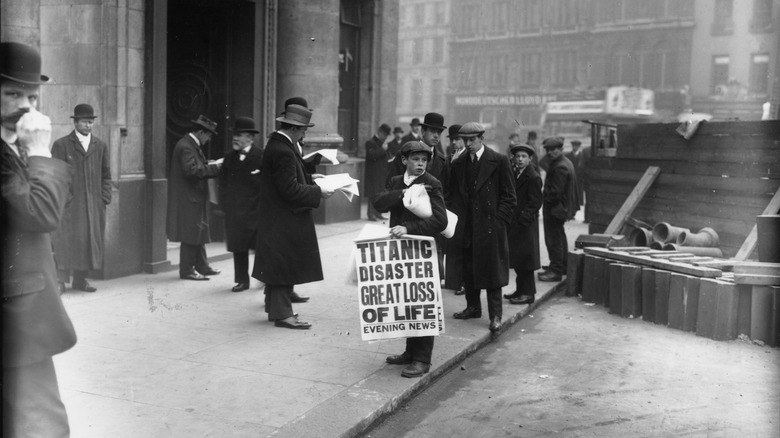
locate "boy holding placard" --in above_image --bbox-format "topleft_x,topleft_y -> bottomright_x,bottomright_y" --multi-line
372,141 -> 447,378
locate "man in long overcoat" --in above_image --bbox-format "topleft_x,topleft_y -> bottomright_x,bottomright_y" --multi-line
166,115 -> 222,281
2,41 -> 76,436
446,122 -> 516,332
219,116 -> 262,292
564,139 -> 588,208
252,104 -> 334,329
51,103 -> 111,293
364,123 -> 391,221
505,144 -> 543,305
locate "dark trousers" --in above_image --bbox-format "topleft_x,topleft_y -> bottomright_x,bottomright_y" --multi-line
232,251 -> 249,284
405,336 -> 434,364
180,243 -> 209,276
367,201 -> 381,219
514,269 -> 537,297
57,269 -> 88,285
462,247 -> 502,320
265,283 -> 294,321
3,358 -> 70,438
543,212 -> 568,275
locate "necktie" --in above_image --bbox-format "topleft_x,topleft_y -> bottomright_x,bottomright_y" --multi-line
16,142 -> 28,164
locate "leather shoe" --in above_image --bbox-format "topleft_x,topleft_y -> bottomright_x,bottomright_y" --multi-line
510,294 -> 535,305
268,313 -> 298,322
198,267 -> 221,276
453,307 -> 481,319
73,280 -> 97,292
274,316 -> 311,330
231,283 -> 249,292
489,316 -> 502,332
181,272 -> 209,281
538,271 -> 562,282
401,361 -> 430,378
454,286 -> 465,296
386,352 -> 412,365
290,291 -> 310,303
503,291 -> 518,299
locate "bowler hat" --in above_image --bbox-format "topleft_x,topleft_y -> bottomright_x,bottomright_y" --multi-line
401,141 -> 432,157
379,123 -> 392,134
542,137 -> 564,149
275,104 -> 315,127
0,42 -> 50,85
393,126 -> 404,134
282,97 -> 312,114
410,117 -> 420,126
230,116 -> 259,134
70,103 -> 97,120
191,115 -> 218,135
458,122 -> 485,138
447,124 -> 462,139
510,144 -> 535,156
419,112 -> 446,131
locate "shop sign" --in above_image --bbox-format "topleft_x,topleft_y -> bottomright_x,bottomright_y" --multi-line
455,94 -> 557,107
546,100 -> 605,114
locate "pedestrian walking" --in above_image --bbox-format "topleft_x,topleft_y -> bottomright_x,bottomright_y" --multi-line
504,144 -> 543,305
219,116 -> 262,292
446,122 -> 516,332
166,115 -> 223,281
1,41 -> 76,437
51,103 -> 111,293
372,141 -> 447,378
252,104 -> 335,329
365,123 -> 391,221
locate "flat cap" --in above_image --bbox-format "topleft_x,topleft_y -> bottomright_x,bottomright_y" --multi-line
542,137 -> 564,149
400,140 -> 432,156
510,144 -> 535,156
458,122 -> 485,138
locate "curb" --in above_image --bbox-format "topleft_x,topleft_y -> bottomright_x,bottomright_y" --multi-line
343,279 -> 569,438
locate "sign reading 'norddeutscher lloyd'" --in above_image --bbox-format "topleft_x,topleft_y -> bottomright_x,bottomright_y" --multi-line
455,94 -> 558,107
355,236 -> 444,341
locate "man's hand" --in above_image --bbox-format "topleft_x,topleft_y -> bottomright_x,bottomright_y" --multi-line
389,225 -> 408,238
16,108 -> 52,158
320,186 -> 336,199
311,173 -> 325,180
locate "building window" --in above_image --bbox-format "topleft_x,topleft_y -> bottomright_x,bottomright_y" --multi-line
666,0 -> 694,17
520,53 -> 541,86
433,38 -> 444,64
489,1 -> 509,34
518,0 -> 542,31
411,78 -> 423,101
404,40 -> 414,65
554,51 -> 577,85
412,39 -> 423,64
435,2 -> 447,24
712,0 -> 734,35
431,78 -> 444,110
459,56 -> 478,89
750,53 -> 770,94
711,55 -> 730,94
750,0 -> 774,32
461,3 -> 480,37
414,3 -> 425,26
488,54 -> 508,88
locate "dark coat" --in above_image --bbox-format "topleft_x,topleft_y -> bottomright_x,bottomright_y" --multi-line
2,142 -> 77,367
364,135 -> 389,199
166,134 -> 220,244
543,154 -> 580,221
565,147 -> 589,204
51,131 -> 112,270
508,165 -> 542,271
252,132 -> 323,285
219,146 -> 263,252
445,146 -> 517,289
372,172 -> 447,237
387,138 -> 403,158
386,148 -> 448,188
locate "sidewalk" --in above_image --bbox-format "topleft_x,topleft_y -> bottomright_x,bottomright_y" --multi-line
56,211 -> 588,438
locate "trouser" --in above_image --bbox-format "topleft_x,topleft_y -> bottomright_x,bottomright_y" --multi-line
3,358 -> 70,438
265,284 -> 295,321
232,251 -> 249,284
57,269 -> 88,285
405,336 -> 434,364
180,243 -> 209,276
514,269 -> 537,297
462,247 -> 502,319
367,200 -> 381,219
543,213 -> 567,275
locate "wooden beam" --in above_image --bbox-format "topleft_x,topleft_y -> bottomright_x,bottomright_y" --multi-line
584,247 -> 722,278
734,187 -> 780,261
604,166 -> 661,235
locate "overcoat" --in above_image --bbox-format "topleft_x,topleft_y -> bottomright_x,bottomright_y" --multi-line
544,154 -> 579,220
445,147 -> 517,289
2,142 -> 77,367
364,135 -> 388,201
372,171 -> 447,236
565,147 -> 589,203
51,131 -> 112,270
219,146 -> 263,252
252,132 -> 323,285
387,138 -> 403,158
166,134 -> 220,244
508,165 -> 542,271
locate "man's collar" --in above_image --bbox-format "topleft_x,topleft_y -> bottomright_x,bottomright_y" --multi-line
188,132 -> 201,146
404,170 -> 424,186
472,144 -> 485,160
276,130 -> 293,145
75,130 -> 91,142
1,126 -> 17,146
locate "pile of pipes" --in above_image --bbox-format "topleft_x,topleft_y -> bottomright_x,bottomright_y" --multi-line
628,222 -> 723,258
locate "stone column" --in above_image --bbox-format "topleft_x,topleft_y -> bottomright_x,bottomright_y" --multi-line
276,0 -> 343,149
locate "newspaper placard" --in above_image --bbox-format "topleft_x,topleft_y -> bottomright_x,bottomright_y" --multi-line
355,235 -> 445,341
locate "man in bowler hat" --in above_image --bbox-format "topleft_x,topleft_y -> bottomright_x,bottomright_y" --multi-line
51,103 -> 112,293
166,115 -> 223,281
1,41 -> 76,437
401,117 -> 422,146
219,116 -> 263,292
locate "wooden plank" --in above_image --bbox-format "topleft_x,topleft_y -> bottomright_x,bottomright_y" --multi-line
733,273 -> 780,286
733,262 -> 780,276
642,268 -> 658,323
621,264 -> 642,318
734,187 -> 780,261
583,247 -> 722,278
603,166 -> 661,235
